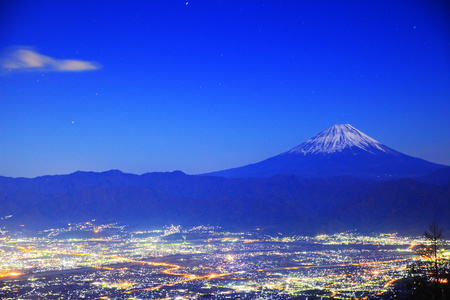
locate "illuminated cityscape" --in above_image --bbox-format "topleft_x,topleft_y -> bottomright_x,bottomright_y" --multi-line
0,221 -> 432,299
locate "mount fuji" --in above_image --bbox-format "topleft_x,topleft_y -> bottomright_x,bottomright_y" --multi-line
206,124 -> 447,180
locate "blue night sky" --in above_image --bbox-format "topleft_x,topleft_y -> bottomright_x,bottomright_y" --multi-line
1,0 -> 449,178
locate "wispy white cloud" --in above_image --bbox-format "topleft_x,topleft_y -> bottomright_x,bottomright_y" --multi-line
0,47 -> 101,72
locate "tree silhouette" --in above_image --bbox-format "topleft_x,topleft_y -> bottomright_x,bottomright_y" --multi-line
411,221 -> 449,300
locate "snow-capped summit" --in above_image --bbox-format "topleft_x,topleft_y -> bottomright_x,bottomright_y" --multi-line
288,124 -> 392,155
205,124 -> 447,179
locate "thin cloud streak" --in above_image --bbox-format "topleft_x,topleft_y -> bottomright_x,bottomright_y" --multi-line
1,47 -> 101,72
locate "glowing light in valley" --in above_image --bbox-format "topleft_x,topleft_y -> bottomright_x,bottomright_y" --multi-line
0,270 -> 22,278
2,226 -> 430,299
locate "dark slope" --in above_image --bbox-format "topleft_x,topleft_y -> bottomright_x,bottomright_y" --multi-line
418,167 -> 450,185
206,147 -> 444,180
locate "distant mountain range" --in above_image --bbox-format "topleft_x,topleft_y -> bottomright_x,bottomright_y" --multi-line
0,168 -> 449,235
206,124 -> 446,179
0,124 -> 449,235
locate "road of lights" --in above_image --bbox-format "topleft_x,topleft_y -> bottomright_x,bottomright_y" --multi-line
16,245 -> 244,294
0,223 -> 438,299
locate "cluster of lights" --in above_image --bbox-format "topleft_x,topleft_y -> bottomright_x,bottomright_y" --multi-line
1,223 -> 447,299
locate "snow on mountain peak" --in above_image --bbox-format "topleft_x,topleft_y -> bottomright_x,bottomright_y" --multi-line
288,124 -> 391,155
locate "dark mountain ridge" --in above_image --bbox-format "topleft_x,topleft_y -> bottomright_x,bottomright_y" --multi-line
1,169 -> 449,235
